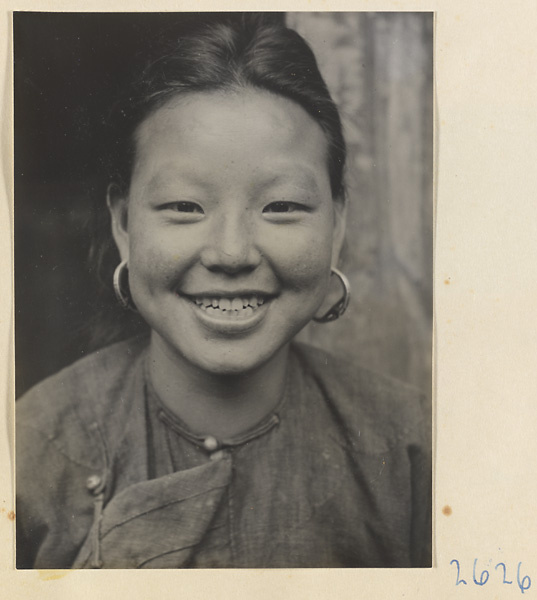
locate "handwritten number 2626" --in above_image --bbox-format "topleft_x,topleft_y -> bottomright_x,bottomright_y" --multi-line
450,559 -> 531,594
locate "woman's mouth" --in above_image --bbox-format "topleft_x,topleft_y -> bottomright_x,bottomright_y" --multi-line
192,295 -> 266,319
176,292 -> 273,333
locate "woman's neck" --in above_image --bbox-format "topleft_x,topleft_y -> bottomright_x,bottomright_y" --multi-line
147,334 -> 290,439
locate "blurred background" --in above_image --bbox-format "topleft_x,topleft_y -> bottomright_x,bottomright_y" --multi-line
14,12 -> 433,397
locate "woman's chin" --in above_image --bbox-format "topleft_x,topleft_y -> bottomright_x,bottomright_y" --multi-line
185,345 -> 285,378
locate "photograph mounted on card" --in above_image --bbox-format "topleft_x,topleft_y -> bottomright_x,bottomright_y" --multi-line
14,12 -> 433,569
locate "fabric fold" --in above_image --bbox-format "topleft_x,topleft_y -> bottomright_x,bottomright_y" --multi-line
73,456 -> 232,568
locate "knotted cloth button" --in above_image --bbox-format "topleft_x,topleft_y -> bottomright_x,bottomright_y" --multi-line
86,474 -> 101,492
203,436 -> 219,452
210,450 -> 225,461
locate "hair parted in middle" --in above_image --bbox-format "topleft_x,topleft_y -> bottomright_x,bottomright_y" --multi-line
107,13 -> 346,201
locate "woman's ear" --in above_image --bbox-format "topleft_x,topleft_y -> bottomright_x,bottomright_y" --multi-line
107,183 -> 130,263
331,197 -> 347,268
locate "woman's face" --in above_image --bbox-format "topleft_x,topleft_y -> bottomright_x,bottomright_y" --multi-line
110,89 -> 344,375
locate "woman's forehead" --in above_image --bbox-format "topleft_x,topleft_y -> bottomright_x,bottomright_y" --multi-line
137,89 -> 326,144
131,89 -> 331,191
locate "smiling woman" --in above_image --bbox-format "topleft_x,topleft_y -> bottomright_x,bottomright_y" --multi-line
15,13 -> 431,569
115,91 -> 339,384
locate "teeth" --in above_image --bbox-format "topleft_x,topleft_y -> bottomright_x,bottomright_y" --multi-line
219,298 -> 232,311
192,294 -> 268,315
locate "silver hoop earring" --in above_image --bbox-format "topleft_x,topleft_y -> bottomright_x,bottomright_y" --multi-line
313,267 -> 351,323
113,260 -> 137,311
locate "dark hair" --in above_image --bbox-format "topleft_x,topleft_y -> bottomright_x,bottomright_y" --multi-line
110,13 -> 345,198
88,14 -> 347,349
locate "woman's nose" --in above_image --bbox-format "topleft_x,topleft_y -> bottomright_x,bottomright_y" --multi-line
200,212 -> 262,274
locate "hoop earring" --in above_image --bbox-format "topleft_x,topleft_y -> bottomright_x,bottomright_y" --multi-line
113,260 -> 137,311
313,267 -> 351,323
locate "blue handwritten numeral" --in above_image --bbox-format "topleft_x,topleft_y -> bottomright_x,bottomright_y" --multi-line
473,558 -> 490,586
495,562 -> 513,585
453,559 -> 531,594
450,559 -> 467,585
517,562 -> 531,594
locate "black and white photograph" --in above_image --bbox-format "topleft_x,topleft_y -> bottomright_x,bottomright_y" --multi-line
14,12 -> 433,569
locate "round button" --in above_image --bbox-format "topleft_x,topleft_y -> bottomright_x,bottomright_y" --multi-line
210,450 -> 225,461
86,474 -> 101,491
203,436 -> 219,452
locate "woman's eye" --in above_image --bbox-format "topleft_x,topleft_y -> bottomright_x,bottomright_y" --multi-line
167,201 -> 204,214
263,201 -> 304,214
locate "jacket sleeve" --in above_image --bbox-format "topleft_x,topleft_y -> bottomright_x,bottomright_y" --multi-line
409,439 -> 432,567
16,420 -> 95,568
409,391 -> 432,568
16,422 -> 53,568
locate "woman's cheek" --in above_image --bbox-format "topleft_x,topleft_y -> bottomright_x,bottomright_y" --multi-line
269,235 -> 332,291
129,231 -> 183,295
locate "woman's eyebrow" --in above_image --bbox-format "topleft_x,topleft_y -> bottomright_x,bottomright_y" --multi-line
142,170 -> 207,194
257,169 -> 321,194
140,166 -> 322,196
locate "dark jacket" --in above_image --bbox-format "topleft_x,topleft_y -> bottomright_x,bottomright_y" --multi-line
16,337 -> 431,569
